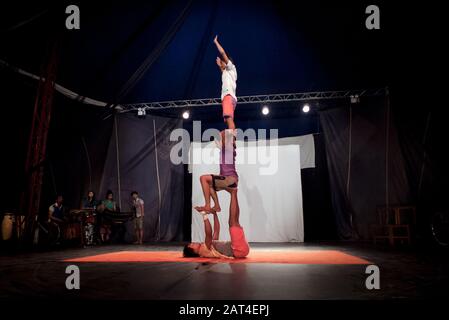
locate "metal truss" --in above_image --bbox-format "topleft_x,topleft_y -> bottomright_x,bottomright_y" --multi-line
20,42 -> 59,242
122,87 -> 387,111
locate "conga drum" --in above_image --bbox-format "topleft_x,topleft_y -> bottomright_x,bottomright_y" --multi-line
65,222 -> 81,240
85,213 -> 95,225
2,213 -> 14,240
64,223 -> 73,240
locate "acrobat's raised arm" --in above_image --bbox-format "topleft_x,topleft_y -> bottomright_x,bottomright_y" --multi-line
214,35 -> 229,64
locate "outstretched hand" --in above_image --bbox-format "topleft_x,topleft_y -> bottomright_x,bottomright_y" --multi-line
213,35 -> 218,43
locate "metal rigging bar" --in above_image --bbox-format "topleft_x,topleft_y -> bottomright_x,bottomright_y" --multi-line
123,87 -> 387,111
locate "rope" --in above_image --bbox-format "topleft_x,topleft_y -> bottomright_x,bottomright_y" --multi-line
81,137 -> 93,191
99,0 -> 193,120
115,0 -> 193,103
114,116 -> 122,209
418,111 -> 431,199
346,104 -> 354,231
1,9 -> 48,33
385,89 -> 390,217
346,105 -> 352,196
183,0 -> 218,99
153,119 -> 162,240
90,1 -> 168,88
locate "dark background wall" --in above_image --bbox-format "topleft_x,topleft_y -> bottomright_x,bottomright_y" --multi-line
0,1 -> 446,243
0,67 -> 336,241
2,66 -> 447,243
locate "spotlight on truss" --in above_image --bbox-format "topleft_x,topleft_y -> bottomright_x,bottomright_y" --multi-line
350,95 -> 360,104
137,107 -> 146,117
262,106 -> 270,115
302,104 -> 310,113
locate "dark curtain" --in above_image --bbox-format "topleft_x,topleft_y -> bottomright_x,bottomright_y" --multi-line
301,134 -> 337,241
394,103 -> 449,238
41,97 -> 113,215
99,113 -> 184,242
0,69 -> 35,213
320,96 -> 412,240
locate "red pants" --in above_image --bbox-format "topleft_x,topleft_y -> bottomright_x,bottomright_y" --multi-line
222,94 -> 236,121
230,225 -> 250,258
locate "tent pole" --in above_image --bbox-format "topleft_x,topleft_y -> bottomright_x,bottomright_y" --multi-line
418,112 -> 431,199
114,115 -> 122,209
385,88 -> 390,220
153,119 -> 162,241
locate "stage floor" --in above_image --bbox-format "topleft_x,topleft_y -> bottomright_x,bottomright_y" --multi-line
0,242 -> 447,299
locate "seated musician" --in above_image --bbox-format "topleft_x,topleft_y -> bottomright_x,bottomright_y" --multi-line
102,190 -> 117,212
47,195 -> 67,243
48,195 -> 65,224
98,190 -> 116,243
81,190 -> 97,246
82,190 -> 98,209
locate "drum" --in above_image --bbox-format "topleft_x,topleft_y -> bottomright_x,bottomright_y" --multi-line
65,222 -> 81,240
64,223 -> 73,240
2,213 -> 14,240
85,214 -> 96,225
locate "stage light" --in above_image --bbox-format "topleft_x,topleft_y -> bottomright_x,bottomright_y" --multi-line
182,111 -> 190,119
302,104 -> 310,113
137,107 -> 146,117
350,95 -> 360,104
262,106 -> 270,115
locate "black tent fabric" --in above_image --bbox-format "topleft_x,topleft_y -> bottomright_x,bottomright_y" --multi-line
40,97 -> 114,216
394,104 -> 449,237
320,97 -> 412,240
99,113 -> 184,242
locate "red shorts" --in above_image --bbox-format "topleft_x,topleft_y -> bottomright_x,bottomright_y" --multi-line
222,94 -> 236,121
230,225 -> 250,258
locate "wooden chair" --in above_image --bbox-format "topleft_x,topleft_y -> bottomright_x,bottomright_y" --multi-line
372,206 -> 416,245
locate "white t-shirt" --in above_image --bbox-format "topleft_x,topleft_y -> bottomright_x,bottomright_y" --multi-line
133,197 -> 144,218
221,60 -> 237,101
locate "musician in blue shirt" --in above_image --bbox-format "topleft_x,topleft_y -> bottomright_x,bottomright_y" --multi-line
48,195 -> 65,222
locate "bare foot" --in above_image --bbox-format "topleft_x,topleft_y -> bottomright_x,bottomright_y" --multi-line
194,205 -> 215,214
212,205 -> 221,213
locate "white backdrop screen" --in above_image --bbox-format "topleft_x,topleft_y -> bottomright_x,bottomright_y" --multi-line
191,142 -> 304,242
